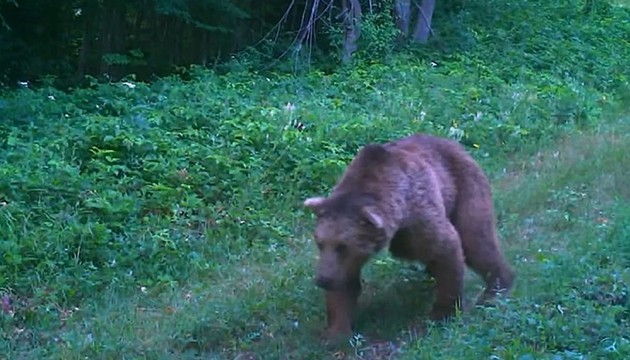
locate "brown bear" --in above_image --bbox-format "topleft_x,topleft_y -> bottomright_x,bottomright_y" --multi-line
303,133 -> 515,338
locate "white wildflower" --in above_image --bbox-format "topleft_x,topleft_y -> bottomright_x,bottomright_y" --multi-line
284,102 -> 296,112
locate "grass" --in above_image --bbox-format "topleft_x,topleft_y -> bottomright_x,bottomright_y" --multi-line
7,114 -> 629,360
1,0 -> 630,358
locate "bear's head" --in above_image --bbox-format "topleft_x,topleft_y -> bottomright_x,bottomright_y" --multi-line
304,191 -> 389,290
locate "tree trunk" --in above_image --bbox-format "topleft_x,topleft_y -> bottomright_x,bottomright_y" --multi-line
77,1 -> 99,77
98,6 -> 113,75
110,4 -> 126,79
200,29 -> 208,66
412,0 -> 435,43
394,0 -> 411,41
341,0 -> 361,63
98,2 -> 126,77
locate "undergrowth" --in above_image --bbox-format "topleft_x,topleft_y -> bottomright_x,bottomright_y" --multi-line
1,0 -> 629,358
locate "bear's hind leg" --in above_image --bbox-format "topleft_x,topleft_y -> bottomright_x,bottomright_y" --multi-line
454,204 -> 515,305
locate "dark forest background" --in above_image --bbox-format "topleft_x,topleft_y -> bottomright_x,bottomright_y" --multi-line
0,0 -> 457,87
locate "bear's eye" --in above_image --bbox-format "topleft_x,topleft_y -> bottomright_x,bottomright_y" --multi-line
316,242 -> 323,250
335,244 -> 348,255
358,218 -> 374,228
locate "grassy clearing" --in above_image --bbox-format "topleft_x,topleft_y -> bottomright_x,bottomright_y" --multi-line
1,0 -> 630,359
11,114 -> 629,360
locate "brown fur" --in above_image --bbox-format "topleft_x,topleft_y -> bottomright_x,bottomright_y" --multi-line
304,133 -> 515,339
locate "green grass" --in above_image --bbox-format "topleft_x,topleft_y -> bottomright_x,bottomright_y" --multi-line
1,0 -> 630,359
6,114 -> 629,360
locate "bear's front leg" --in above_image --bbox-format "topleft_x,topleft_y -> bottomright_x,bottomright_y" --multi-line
324,276 -> 361,339
427,228 -> 465,321
429,258 -> 465,321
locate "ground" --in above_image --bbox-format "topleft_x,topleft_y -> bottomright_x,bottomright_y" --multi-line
8,115 -> 627,360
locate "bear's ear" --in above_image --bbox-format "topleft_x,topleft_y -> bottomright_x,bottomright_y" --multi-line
359,144 -> 389,164
360,206 -> 384,229
304,196 -> 327,210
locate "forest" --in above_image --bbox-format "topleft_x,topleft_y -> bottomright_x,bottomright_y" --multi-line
1,0 -> 630,359
1,0 -> 439,86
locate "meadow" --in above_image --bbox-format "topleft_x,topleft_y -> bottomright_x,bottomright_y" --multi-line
1,0 -> 630,358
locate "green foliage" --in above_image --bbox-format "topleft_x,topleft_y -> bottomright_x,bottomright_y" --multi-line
1,0 -> 630,358
356,6 -> 401,60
